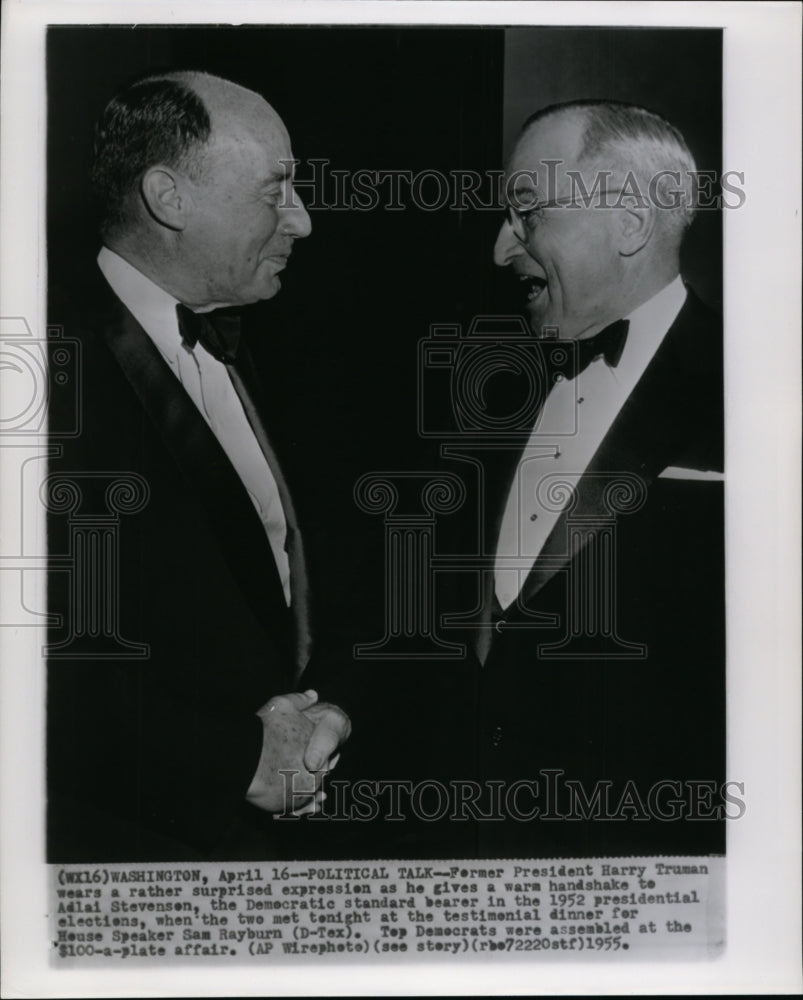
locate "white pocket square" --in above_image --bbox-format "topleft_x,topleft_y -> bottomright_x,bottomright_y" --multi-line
658,466 -> 725,481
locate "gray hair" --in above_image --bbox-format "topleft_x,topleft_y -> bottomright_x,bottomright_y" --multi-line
522,100 -> 698,242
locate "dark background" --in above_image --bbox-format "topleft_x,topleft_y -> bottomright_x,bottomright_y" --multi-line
47,23 -> 722,640
47,27 -> 723,855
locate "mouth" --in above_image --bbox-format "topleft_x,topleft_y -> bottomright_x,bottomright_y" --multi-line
264,253 -> 291,269
517,272 -> 547,305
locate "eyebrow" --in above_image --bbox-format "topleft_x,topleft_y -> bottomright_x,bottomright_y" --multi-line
261,162 -> 296,186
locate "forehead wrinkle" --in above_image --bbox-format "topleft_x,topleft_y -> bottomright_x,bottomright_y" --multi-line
202,124 -> 290,193
510,109 -> 588,179
264,160 -> 295,181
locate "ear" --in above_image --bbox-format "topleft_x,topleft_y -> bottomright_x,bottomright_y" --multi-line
617,203 -> 655,257
140,166 -> 189,231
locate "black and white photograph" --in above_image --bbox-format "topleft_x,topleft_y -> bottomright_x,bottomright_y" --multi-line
43,21 -> 729,865
0,1 -> 800,995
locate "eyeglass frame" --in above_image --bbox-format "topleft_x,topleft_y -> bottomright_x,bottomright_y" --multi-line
505,188 -> 629,240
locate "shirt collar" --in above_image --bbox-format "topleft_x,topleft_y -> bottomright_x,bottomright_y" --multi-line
615,274 -> 687,382
625,274 -> 687,338
97,246 -> 184,367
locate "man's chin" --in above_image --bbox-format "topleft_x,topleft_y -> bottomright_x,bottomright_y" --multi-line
525,302 -> 555,338
249,274 -> 282,304
262,275 -> 281,299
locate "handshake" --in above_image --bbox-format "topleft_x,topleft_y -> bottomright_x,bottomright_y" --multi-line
246,690 -> 351,816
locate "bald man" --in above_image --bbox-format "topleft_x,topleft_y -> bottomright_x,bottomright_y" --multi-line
47,72 -> 350,861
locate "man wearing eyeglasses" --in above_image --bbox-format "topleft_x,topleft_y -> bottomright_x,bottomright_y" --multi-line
470,101 -> 725,858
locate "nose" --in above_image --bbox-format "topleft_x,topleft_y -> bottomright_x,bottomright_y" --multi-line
493,218 -> 522,267
280,187 -> 312,239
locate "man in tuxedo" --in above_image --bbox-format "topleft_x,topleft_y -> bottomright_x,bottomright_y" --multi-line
47,71 -> 350,861
458,100 -> 724,857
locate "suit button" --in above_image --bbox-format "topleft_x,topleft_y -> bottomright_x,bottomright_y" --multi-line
495,618 -> 506,633
491,726 -> 504,748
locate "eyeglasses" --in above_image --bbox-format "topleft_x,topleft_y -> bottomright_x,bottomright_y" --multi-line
505,190 -> 627,239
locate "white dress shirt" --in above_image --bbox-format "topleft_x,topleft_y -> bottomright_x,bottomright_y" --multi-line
494,276 -> 687,610
98,247 -> 292,605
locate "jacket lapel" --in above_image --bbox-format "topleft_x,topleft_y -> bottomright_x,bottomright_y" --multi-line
513,290 -> 721,614
95,289 -> 295,664
228,343 -> 314,680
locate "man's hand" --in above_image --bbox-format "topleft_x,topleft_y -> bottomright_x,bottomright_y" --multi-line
245,690 -> 351,814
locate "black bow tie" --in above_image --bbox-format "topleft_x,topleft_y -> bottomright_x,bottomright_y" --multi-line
573,318 -> 630,378
176,303 -> 243,364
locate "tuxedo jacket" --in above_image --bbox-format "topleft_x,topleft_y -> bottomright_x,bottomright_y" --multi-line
47,266 -> 312,862
441,287 -> 726,858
